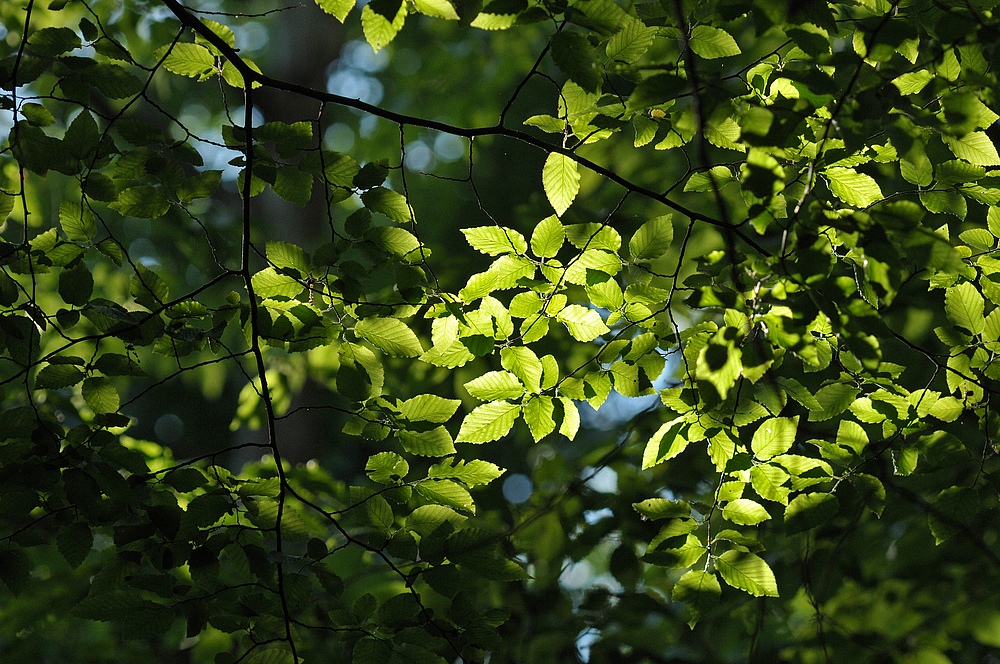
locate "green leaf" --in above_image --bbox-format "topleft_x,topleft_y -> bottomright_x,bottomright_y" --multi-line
751,416 -> 798,461
461,226 -> 527,255
361,0 -> 406,53
82,377 -> 120,414
316,0 -> 356,21
273,167 -> 313,207
455,401 -> 520,443
920,190 -> 967,219
556,304 -> 610,341
355,317 -> 424,357
550,31 -> 601,93
361,187 -> 413,223
413,0 -> 459,19
685,166 -> 733,193
825,167 -> 883,208
629,215 -> 673,261
57,522 -> 93,568
500,346 -> 542,392
542,152 -> 580,216
750,464 -> 790,504
531,215 -> 564,258
36,364 -> 86,389
416,479 -> 475,514
722,499 -> 771,526
633,498 -> 691,520
251,267 -> 303,299
428,458 -> 504,486
688,25 -> 740,59
464,371 -> 525,401
671,570 -> 721,628
267,241 -> 311,274
28,26 -> 81,56
162,43 -> 216,79
367,226 -> 421,258
459,255 -> 536,302
606,18 -> 656,65
59,202 -> 96,243
110,186 -> 170,219
642,417 -> 689,469
338,342 -> 384,401
558,396 -> 580,440
850,474 -> 886,517
943,132 -> 1000,166
784,493 -> 839,534
398,394 -> 461,423
715,550 -> 778,597
398,427 -> 456,456
524,115 -> 567,133
366,452 -> 409,484
945,281 -> 985,335
522,395 -> 555,442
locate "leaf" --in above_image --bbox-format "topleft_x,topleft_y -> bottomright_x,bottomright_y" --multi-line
82,377 -> 120,414
522,395 -> 555,442
632,498 -> 691,520
825,167 -> 883,208
688,25 -> 741,59
556,304 -> 610,341
920,190 -> 967,219
542,152 -> 581,216
361,187 -> 413,223
642,417 -> 689,469
461,226 -> 527,255
455,401 -> 520,443
162,43 -> 216,78
784,493 -> 839,534
59,201 -> 96,243
524,115 -> 567,133
750,416 -> 798,461
945,281 -> 985,335
398,394 -> 461,423
57,522 -> 93,568
722,499 -> 772,526
715,550 -> 778,597
550,31 -> 601,93
416,479 -> 475,514
531,215 -> 565,258
558,396 -> 580,440
355,317 -> 424,357
672,570 -> 721,628
413,0 -> 459,19
361,0 -> 407,53
28,27 -> 81,56
943,132 -> 1000,166
428,459 -> 504,487
366,452 -> 409,484
500,346 -> 543,393
606,18 -> 656,65
110,186 -> 170,219
629,215 -> 673,261
464,371 -> 526,401
397,427 -> 456,456
36,364 -> 86,389
316,0 -> 356,21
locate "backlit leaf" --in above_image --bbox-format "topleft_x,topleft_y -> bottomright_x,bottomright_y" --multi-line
456,401 -> 520,443
715,550 -> 778,597
542,152 -> 580,216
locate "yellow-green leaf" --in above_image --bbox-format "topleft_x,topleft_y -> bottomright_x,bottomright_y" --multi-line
542,152 -> 580,216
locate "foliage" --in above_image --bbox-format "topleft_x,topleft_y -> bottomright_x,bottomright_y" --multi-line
1,0 -> 1000,661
